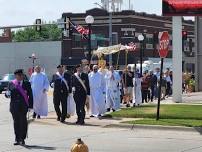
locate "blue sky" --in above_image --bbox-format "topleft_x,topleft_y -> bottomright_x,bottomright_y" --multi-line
0,0 -> 162,26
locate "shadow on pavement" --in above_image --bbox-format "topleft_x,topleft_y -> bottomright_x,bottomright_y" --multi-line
62,122 -> 100,127
195,127 -> 202,135
24,145 -> 56,150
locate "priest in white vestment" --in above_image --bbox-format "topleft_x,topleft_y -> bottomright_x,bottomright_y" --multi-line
88,65 -> 106,118
133,72 -> 142,107
105,66 -> 121,111
30,66 -> 49,118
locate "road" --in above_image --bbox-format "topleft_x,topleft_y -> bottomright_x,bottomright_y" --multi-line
0,94 -> 202,152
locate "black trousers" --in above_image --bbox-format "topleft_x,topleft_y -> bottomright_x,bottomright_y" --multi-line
74,92 -> 86,123
53,93 -> 68,120
166,82 -> 171,96
142,89 -> 148,103
10,101 -> 28,142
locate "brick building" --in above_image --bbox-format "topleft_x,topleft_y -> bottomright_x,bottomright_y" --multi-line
0,29 -> 12,43
61,8 -> 195,72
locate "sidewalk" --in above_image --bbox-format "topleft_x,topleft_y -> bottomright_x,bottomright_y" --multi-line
43,91 -> 202,131
158,92 -> 202,104
32,111 -> 138,128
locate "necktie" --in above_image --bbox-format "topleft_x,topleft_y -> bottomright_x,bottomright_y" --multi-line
18,81 -> 21,86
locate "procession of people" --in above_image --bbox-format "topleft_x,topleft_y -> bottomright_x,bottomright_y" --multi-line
5,62 -> 175,145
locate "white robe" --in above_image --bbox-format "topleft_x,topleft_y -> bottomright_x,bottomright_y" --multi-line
30,72 -> 49,116
105,71 -> 121,110
88,72 -> 106,116
133,77 -> 142,106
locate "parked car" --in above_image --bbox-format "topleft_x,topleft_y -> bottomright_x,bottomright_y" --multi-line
0,73 -> 28,94
0,74 -> 15,94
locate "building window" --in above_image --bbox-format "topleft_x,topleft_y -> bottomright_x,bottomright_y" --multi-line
145,36 -> 153,44
73,34 -> 82,48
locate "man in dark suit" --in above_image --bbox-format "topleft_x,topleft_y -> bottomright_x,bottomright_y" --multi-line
72,64 -> 90,125
6,69 -> 33,146
51,65 -> 72,123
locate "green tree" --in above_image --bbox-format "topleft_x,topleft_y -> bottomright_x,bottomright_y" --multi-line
12,22 -> 62,42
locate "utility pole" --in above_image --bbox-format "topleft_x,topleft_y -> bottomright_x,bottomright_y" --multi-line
129,0 -> 131,10
94,2 -> 113,65
109,12 -> 113,65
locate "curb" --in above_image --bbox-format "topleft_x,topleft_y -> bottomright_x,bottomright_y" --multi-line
104,123 -> 202,132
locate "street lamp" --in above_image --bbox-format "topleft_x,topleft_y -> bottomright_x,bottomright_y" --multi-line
94,2 -> 113,65
138,34 -> 145,75
29,53 -> 37,73
85,15 -> 94,63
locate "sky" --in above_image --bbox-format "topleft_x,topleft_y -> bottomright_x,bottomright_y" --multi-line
0,0 -> 162,27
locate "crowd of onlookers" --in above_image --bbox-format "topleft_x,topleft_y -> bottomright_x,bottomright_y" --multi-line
118,66 -> 173,107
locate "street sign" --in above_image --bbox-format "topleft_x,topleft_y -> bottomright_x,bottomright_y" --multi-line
159,31 -> 170,58
57,18 -> 65,29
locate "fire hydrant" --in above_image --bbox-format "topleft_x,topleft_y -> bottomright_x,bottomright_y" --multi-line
70,138 -> 89,152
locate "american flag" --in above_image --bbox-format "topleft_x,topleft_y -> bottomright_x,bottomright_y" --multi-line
71,21 -> 89,38
128,42 -> 137,51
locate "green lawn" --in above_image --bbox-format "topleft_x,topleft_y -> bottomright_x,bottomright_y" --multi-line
123,119 -> 202,127
109,104 -> 202,120
107,104 -> 202,127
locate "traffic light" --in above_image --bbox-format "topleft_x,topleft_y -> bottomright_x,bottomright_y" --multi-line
182,31 -> 188,52
182,31 -> 188,40
35,19 -> 42,32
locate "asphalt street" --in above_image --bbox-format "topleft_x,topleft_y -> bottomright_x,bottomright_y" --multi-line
0,94 -> 202,152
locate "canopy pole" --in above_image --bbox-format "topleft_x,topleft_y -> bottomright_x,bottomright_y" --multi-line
116,51 -> 120,70
125,50 -> 128,68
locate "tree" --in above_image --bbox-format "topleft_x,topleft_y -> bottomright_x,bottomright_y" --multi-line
12,22 -> 62,42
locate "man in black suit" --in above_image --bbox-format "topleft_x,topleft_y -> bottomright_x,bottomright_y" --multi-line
6,69 -> 33,146
51,65 -> 72,123
72,64 -> 90,125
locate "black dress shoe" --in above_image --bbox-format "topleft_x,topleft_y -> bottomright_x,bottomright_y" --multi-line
20,140 -> 25,145
80,121 -> 85,125
106,108 -> 110,112
33,112 -> 36,119
37,115 -> 41,119
14,141 -> 20,146
57,117 -> 60,121
126,104 -> 130,107
112,109 -> 116,112
90,115 -> 94,118
60,119 -> 65,123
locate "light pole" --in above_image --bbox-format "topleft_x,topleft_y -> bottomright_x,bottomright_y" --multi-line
85,15 -> 94,64
138,34 -> 144,75
29,53 -> 37,73
94,2 -> 113,65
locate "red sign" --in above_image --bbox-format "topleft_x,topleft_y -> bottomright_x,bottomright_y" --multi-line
158,31 -> 170,58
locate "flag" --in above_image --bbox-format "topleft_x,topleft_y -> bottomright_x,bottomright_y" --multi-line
70,21 -> 89,39
128,42 -> 137,51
